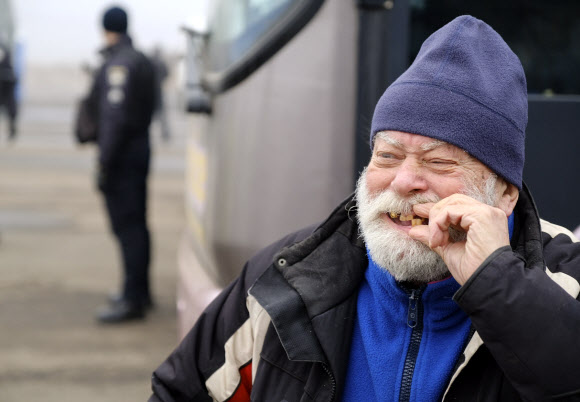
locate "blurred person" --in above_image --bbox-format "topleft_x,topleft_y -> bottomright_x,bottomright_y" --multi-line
87,5 -> 156,323
149,16 -> 580,401
150,46 -> 171,142
0,41 -> 17,142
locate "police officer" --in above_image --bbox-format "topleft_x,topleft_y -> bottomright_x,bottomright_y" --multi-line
0,41 -> 17,141
90,6 -> 156,323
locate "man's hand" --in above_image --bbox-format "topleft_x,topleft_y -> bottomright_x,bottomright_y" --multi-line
408,194 -> 510,285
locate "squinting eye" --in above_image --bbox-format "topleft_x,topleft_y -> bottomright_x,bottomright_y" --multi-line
429,159 -> 453,165
378,152 -> 395,159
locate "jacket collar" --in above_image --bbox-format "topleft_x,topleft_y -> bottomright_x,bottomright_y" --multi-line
250,195 -> 367,363
276,195 -> 366,318
510,181 -> 545,269
99,34 -> 133,59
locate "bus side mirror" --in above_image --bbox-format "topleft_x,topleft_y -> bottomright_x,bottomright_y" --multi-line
181,26 -> 212,114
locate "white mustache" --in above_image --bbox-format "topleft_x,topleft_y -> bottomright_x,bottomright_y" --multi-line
362,189 -> 440,220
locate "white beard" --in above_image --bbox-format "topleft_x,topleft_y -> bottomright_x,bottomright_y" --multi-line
355,168 -> 498,283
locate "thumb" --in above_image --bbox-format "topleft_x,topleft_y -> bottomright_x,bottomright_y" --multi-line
408,225 -> 430,246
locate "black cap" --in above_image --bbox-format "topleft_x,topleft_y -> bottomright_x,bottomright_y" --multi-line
103,6 -> 128,33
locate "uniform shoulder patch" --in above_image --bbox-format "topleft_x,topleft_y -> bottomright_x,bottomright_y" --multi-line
107,88 -> 125,105
107,65 -> 128,86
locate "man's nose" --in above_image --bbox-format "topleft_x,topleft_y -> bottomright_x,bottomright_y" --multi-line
389,159 -> 428,195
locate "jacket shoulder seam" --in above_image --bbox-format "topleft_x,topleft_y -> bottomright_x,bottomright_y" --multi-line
540,219 -> 578,243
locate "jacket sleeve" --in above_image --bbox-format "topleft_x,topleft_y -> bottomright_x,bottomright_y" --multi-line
454,237 -> 580,400
149,263 -> 256,402
97,62 -> 133,168
149,226 -> 317,401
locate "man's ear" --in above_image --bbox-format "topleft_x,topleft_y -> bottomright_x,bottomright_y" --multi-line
497,180 -> 519,215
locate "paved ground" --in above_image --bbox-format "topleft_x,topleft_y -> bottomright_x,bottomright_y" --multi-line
0,65 -> 189,401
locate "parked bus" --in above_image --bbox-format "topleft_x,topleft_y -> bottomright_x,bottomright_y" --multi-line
177,0 -> 580,338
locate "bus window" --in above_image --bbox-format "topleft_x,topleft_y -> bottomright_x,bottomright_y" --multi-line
204,0 -> 324,92
409,0 -> 580,95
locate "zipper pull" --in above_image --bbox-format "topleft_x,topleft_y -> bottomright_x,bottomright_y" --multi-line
407,289 -> 419,328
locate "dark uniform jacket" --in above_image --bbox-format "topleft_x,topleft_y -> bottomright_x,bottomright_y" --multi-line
0,42 -> 17,123
91,35 -> 155,171
150,184 -> 580,402
0,43 -> 16,84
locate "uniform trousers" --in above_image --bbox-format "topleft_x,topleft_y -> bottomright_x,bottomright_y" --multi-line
102,144 -> 151,305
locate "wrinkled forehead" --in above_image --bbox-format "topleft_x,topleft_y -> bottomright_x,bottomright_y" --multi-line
374,130 -> 469,156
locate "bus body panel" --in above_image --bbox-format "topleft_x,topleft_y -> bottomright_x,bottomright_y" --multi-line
178,0 -> 358,337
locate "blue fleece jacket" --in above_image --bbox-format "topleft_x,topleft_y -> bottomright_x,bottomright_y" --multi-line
341,252 -> 472,402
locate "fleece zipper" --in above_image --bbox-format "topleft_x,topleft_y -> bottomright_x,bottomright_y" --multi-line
399,286 -> 425,402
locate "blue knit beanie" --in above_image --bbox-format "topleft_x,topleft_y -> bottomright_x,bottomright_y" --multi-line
370,15 -> 527,189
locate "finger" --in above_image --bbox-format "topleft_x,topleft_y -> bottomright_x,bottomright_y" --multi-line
428,211 -> 451,249
427,205 -> 475,248
412,202 -> 435,219
429,198 -> 480,229
408,224 -> 430,245
417,195 -> 497,248
429,202 -> 508,250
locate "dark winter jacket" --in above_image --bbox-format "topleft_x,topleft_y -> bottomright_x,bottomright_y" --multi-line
150,184 -> 580,401
91,35 -> 155,170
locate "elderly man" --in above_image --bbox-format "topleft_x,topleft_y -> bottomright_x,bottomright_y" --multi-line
149,15 -> 580,401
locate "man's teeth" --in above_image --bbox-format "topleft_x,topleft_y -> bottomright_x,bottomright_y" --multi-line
387,212 -> 426,226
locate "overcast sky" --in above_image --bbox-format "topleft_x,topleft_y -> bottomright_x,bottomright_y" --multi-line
13,0 -> 210,66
